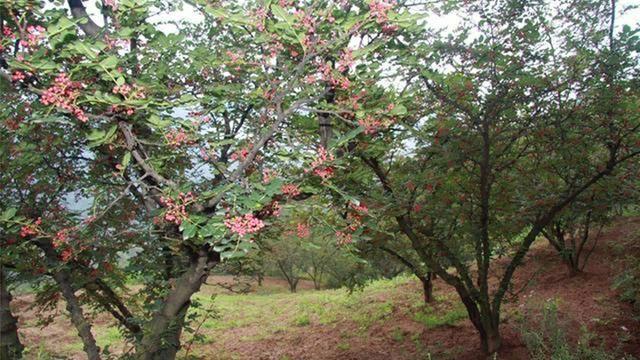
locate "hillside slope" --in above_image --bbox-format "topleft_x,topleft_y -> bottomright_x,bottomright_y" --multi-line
12,218 -> 640,359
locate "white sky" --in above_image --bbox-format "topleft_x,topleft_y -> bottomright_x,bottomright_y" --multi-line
82,0 -> 639,34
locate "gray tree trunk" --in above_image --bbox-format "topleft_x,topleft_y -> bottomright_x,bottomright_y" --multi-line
1,267 -> 24,359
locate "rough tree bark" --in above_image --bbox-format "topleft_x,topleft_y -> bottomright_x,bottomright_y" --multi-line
1,267 -> 24,360
138,246 -> 219,360
38,241 -> 101,360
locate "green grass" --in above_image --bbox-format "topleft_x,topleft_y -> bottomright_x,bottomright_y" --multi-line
413,305 -> 467,328
293,313 -> 311,326
195,275 -> 416,332
96,326 -> 123,347
23,342 -> 59,360
180,274 -> 469,352
33,274 -> 467,358
391,326 -> 406,342
63,341 -> 84,353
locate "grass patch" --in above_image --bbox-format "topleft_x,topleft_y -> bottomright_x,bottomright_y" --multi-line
391,327 -> 406,342
23,342 -> 59,360
63,341 -> 84,353
293,313 -> 311,326
96,326 -> 123,349
47,275 -> 425,358
353,300 -> 395,330
336,341 -> 351,351
414,305 -> 467,329
520,299 -> 637,360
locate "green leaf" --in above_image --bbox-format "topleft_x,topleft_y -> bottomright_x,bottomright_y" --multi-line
30,60 -> 59,71
87,129 -> 106,141
200,222 -> 226,239
103,125 -> 118,144
221,250 -> 246,260
180,222 -> 198,240
69,41 -> 104,60
270,5 -> 303,47
47,17 -> 77,47
205,6 -> 228,18
99,56 -> 119,70
33,116 -> 74,125
121,152 -> 131,169
200,183 -> 236,199
389,104 -> 407,116
1,208 -> 17,221
87,125 -> 118,147
213,244 -> 230,253
147,114 -> 171,128
330,127 -> 364,149
117,27 -> 135,38
353,41 -> 383,58
264,179 -> 284,196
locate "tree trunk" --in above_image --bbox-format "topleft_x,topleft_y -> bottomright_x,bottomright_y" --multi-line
418,273 -> 434,303
289,278 -> 298,293
480,324 -> 502,355
1,268 -> 24,359
138,247 -> 218,360
53,270 -> 102,360
37,241 -> 101,360
565,256 -> 580,277
311,267 -> 323,290
457,290 -> 502,355
142,301 -> 190,360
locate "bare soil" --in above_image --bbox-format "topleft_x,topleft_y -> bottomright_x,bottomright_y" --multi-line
10,218 -> 640,359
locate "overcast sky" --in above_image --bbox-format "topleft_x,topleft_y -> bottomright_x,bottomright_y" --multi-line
81,1 -> 639,35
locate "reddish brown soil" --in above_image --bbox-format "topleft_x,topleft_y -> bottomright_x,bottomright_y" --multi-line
211,218 -> 640,360
11,218 -> 640,359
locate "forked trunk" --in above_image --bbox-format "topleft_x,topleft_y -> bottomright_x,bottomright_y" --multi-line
139,247 -> 218,360
566,259 -> 580,277
458,291 -> 502,355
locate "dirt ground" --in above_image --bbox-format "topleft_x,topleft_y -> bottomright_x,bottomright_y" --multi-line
204,218 -> 640,360
10,217 -> 640,359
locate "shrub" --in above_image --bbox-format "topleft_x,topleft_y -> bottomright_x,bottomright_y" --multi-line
613,255 -> 640,314
520,299 -> 636,360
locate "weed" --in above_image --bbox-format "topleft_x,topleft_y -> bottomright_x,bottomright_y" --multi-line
414,306 -> 467,328
96,326 -> 123,349
613,255 -> 640,314
520,299 -> 637,360
23,342 -> 57,360
391,327 -> 405,342
293,313 -> 311,326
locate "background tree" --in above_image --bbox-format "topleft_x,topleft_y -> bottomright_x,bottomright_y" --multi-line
314,0 -> 640,354
541,176 -> 637,276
